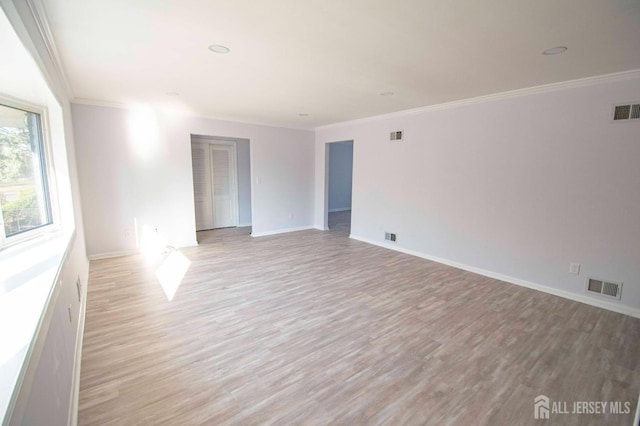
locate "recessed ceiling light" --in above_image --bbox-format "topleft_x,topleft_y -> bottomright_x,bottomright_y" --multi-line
298,113 -> 309,117
380,91 -> 395,96
542,46 -> 568,55
166,92 -> 180,96
208,44 -> 230,54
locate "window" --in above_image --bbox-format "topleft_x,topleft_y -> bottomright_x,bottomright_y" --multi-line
0,102 -> 52,245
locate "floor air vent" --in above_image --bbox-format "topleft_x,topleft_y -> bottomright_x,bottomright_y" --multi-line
586,277 -> 622,300
390,130 -> 403,141
613,104 -> 640,121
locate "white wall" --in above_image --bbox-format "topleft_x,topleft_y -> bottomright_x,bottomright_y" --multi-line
328,141 -> 353,212
315,74 -> 640,314
0,0 -> 89,424
237,139 -> 252,226
72,104 -> 315,256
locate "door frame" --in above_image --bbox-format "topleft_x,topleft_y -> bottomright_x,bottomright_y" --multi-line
209,140 -> 239,228
318,139 -> 354,231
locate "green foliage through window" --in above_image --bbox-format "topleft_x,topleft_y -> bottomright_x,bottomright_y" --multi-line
0,103 -> 52,240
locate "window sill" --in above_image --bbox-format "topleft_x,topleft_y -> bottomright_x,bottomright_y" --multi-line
0,229 -> 75,423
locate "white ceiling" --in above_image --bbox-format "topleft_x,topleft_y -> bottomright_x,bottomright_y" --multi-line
43,0 -> 640,129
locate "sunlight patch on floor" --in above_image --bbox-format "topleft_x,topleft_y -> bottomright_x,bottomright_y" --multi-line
155,250 -> 191,301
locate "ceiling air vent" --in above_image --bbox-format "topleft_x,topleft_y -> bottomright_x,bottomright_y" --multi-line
613,103 -> 640,121
390,130 -> 403,141
586,277 -> 622,300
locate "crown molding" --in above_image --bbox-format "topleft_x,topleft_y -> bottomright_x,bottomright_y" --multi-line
316,69 -> 640,131
24,0 -> 74,99
72,68 -> 640,133
71,97 -> 315,132
72,97 -> 131,110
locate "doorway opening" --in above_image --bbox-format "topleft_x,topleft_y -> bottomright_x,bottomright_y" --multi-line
190,135 -> 252,243
327,140 -> 353,235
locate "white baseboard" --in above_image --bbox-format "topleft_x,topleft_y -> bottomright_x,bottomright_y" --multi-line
68,273 -> 88,426
87,242 -> 199,260
349,234 -> 640,319
238,222 -> 252,227
251,226 -> 314,237
88,249 -> 138,260
329,207 -> 351,213
176,243 -> 199,249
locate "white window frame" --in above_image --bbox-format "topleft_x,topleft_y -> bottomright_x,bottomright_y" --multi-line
0,93 -> 60,249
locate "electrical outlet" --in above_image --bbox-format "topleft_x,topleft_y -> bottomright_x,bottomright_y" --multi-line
569,263 -> 580,274
385,232 -> 397,242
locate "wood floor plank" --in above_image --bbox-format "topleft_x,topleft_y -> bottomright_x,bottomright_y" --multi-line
79,211 -> 639,425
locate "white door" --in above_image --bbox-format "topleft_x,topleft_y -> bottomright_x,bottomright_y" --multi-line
210,144 -> 238,228
191,143 -> 214,231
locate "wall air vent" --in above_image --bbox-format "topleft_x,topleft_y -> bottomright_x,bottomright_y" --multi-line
613,103 -> 640,121
586,277 -> 622,300
390,130 -> 403,141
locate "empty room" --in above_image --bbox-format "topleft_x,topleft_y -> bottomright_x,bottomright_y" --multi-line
1,0 -> 639,425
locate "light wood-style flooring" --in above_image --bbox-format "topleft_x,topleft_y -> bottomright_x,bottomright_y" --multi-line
79,213 -> 639,425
